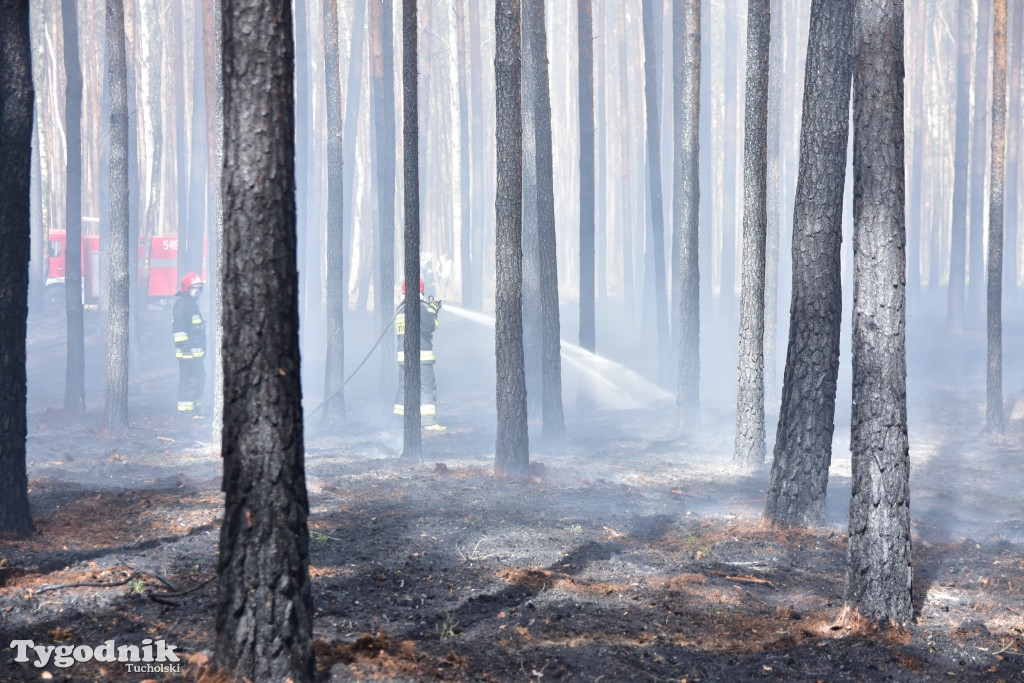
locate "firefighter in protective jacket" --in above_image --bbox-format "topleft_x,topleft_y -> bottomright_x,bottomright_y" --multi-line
172,272 -> 206,415
394,278 -> 444,430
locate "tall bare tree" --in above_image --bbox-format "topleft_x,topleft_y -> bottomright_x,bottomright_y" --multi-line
401,0 -> 422,460
734,0 -> 771,467
764,0 -> 784,398
846,0 -> 912,626
494,0 -> 529,476
0,0 -> 34,538
104,0 -> 130,433
216,0 -> 313,678
1005,0 -> 1022,303
968,0 -> 993,319
323,0 -> 345,424
987,0 -> 1008,434
765,0 -> 853,526
948,0 -> 972,332
578,0 -> 596,352
62,0 -> 85,413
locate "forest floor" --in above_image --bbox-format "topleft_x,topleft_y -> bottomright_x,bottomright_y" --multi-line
2,300 -> 1024,682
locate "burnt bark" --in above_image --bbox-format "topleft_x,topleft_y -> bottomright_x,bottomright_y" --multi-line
466,0 -> 485,310
968,0 -> 992,320
846,0 -> 912,626
764,0 -> 784,398
734,0 -> 771,467
494,0 -> 529,477
765,0 -> 852,526
104,0 -> 130,433
673,0 -> 700,431
62,0 -> 85,413
578,0 -> 596,353
216,0 -> 313,678
0,0 -> 34,538
401,0 -> 422,460
323,0 -> 346,424
987,0 -> 1007,434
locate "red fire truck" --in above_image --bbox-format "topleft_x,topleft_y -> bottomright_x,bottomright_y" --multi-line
45,231 -> 203,309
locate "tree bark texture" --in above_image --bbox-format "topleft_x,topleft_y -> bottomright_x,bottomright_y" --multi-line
578,0 -> 596,352
1005,0 -> 1023,302
673,0 -> 700,431
0,0 -> 34,538
947,0 -> 972,332
401,0 -> 422,459
641,0 -> 668,380
987,0 -> 1007,434
62,0 -> 85,413
521,0 -> 542,418
522,0 -> 564,440
734,0 -> 770,467
217,0 -> 313,678
846,0 -> 912,626
370,0 -> 397,400
104,0 -> 130,433
494,0 -> 529,477
764,0 -> 784,398
323,0 -> 346,424
466,0 -> 485,310
765,0 -> 852,527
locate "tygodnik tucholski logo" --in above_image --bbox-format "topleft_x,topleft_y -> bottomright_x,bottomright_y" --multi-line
9,638 -> 181,673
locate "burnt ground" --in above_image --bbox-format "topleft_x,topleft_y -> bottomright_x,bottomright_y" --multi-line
2,301 -> 1024,682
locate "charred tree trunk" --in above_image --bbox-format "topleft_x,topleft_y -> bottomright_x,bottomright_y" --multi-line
323,0 -> 346,424
987,0 -> 1007,434
765,0 -> 852,527
216,0 -> 313,678
734,0 -> 771,468
104,0 -> 130,433
456,0 -> 471,309
1005,0 -> 1023,303
401,0 -> 422,460
62,0 -> 85,413
494,0 -> 529,476
846,0 -> 912,626
186,3 -> 209,277
968,0 -> 992,321
0,0 -> 34,538
466,0 -> 486,310
673,0 -> 701,431
764,0 -> 784,398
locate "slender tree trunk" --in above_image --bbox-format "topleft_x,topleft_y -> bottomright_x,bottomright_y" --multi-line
62,0 -> 85,413
641,0 -> 669,381
578,0 -> 596,352
467,0 -> 485,310
948,0 -> 972,332
522,0 -> 543,416
456,0 -> 471,310
217,0 -> 313,678
1004,1 -> 1021,304
401,0 -> 422,460
968,0 -> 992,321
674,0 -> 701,432
371,0 -> 397,402
987,0 -> 1007,434
342,0 -> 366,288
720,2 -> 739,315
186,3 -> 209,278
734,0 -> 770,467
323,0 -> 346,424
764,0 -> 783,398
846,0 -> 912,626
104,0 -> 130,433
0,0 -> 34,538
619,2 -> 634,320
494,0 -> 529,476
765,0 -> 852,527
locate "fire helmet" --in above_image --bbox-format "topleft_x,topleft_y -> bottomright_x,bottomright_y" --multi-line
181,272 -> 205,292
401,279 -> 425,295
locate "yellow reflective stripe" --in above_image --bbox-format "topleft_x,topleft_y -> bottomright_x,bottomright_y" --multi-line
191,315 -> 203,324
420,350 -> 435,362
179,352 -> 193,359
393,404 -> 405,415
421,404 -> 436,416
173,332 -> 188,342
178,401 -> 195,412
395,316 -> 405,335
397,351 -> 404,363
191,349 -> 205,358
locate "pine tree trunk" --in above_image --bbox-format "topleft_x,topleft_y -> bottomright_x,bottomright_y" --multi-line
846,0 -> 912,626
765,0 -> 852,526
674,0 -> 701,431
734,0 -> 770,468
987,0 -> 1007,434
764,0 -> 784,398
968,0 -> 992,321
948,0 -> 972,332
401,0 -> 422,460
0,0 -> 34,538
494,0 -> 529,476
216,0 -> 313,678
104,0 -> 130,433
578,0 -> 596,352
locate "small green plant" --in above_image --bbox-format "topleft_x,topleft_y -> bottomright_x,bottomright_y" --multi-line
311,530 -> 330,544
125,577 -> 146,595
566,524 -> 583,535
435,611 -> 459,640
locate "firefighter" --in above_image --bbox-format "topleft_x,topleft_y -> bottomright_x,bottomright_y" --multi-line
394,278 -> 445,431
172,272 -> 206,416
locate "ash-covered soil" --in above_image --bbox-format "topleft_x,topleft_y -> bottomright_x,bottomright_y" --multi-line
2,302 -> 1023,681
